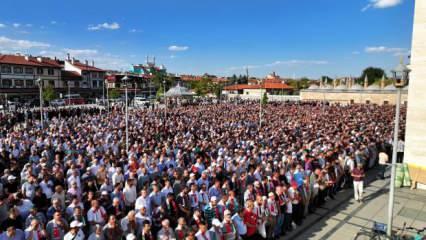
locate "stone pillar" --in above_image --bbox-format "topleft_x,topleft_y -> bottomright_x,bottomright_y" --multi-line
405,0 -> 426,188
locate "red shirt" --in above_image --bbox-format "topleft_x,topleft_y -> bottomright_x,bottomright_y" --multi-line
352,168 -> 364,181
243,209 -> 257,236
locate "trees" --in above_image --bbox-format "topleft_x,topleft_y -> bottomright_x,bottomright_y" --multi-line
261,92 -> 268,105
109,88 -> 121,99
42,85 -> 57,102
360,67 -> 385,85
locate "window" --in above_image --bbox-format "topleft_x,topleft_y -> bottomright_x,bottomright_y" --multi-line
25,80 -> 34,87
37,68 -> 44,75
99,72 -> 104,78
48,80 -> 54,87
2,79 -> 12,87
1,65 -> 12,74
25,68 -> 34,74
48,68 -> 54,75
92,72 -> 98,78
13,66 -> 23,74
366,100 -> 371,104
350,99 -> 354,104
383,101 -> 389,105
15,80 -> 24,87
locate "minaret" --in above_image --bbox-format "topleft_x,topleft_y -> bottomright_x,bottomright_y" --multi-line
364,75 -> 369,88
380,75 -> 386,89
333,78 -> 337,88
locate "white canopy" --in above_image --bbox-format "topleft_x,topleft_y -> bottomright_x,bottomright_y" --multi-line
165,83 -> 194,97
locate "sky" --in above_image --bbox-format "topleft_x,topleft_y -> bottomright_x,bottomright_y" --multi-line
0,0 -> 415,78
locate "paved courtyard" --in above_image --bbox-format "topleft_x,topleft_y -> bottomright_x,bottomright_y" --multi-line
285,170 -> 426,240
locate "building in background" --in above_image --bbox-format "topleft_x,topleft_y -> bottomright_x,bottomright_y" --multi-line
223,72 -> 295,101
0,53 -> 107,104
300,77 -> 408,105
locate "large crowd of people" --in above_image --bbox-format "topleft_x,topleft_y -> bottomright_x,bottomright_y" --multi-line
0,101 -> 405,240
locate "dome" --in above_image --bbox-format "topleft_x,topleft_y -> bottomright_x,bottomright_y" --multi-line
321,84 -> 333,89
367,84 -> 381,90
308,84 -> 319,89
335,85 -> 347,90
384,84 -> 396,90
351,84 -> 363,90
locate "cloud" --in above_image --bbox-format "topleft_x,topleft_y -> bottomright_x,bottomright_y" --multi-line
129,29 -> 142,33
168,45 -> 189,51
12,23 -> 21,28
0,23 -> 5,28
362,0 -> 403,11
63,48 -> 98,57
265,59 -> 329,67
0,36 -> 50,50
50,21 -> 57,25
365,46 -> 406,53
227,59 -> 328,72
88,22 -> 120,31
62,48 -> 129,70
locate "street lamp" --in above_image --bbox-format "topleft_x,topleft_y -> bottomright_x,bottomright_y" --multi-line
163,80 -> 167,121
36,77 -> 43,128
259,83 -> 263,128
105,79 -> 110,113
122,75 -> 129,154
387,58 -> 410,237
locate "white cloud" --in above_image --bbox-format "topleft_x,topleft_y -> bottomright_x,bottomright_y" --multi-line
168,45 -> 189,51
88,22 -> 120,31
129,28 -> 142,33
0,23 -> 6,28
0,36 -> 50,50
228,59 -> 328,72
362,0 -> 403,11
50,21 -> 57,25
63,48 -> 98,57
265,59 -> 329,67
364,46 -> 406,53
12,23 -> 21,28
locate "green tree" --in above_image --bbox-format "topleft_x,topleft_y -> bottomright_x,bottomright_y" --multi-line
360,67 -> 385,85
156,85 -> 164,100
261,92 -> 268,105
109,88 -> 121,99
43,85 -> 57,102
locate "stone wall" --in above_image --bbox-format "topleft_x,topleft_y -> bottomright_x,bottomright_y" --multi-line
300,90 -> 408,105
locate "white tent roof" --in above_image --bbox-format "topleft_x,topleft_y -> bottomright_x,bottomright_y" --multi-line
165,83 -> 194,97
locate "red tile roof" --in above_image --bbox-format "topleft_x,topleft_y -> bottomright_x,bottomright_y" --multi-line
0,54 -> 62,68
224,82 -> 293,91
70,61 -> 105,72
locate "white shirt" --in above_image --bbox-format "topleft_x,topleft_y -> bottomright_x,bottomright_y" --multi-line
379,152 -> 389,165
64,230 -> 85,240
195,230 -> 211,240
123,185 -> 137,206
87,207 -> 106,225
135,196 -> 151,214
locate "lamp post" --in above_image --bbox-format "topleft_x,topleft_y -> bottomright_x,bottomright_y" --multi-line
387,58 -> 410,237
259,85 -> 263,128
163,80 -> 167,121
122,75 -> 129,154
105,79 -> 110,113
36,77 -> 43,128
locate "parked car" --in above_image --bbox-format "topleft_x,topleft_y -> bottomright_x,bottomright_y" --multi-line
50,99 -> 66,107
